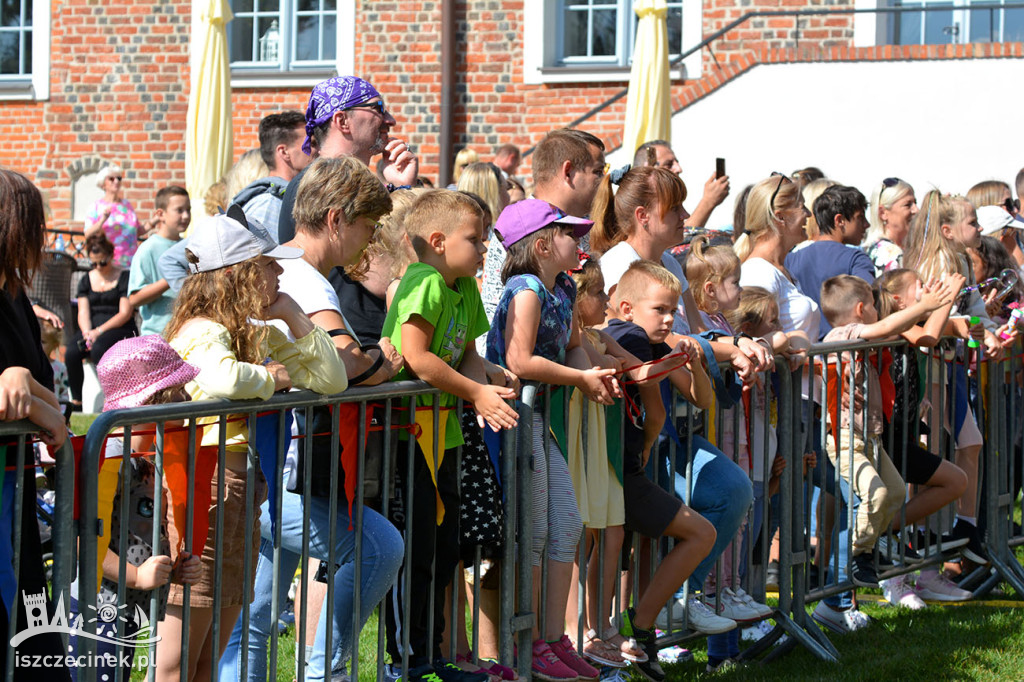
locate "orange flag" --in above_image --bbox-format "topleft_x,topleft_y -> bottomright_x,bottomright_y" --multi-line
162,428 -> 218,559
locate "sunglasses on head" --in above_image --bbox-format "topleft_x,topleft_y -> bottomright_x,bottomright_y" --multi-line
878,177 -> 900,204
345,100 -> 388,117
90,259 -> 110,268
1004,197 -> 1017,214
769,172 -> 789,212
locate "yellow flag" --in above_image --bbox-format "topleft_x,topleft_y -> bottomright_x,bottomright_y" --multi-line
414,408 -> 448,525
95,456 -> 122,592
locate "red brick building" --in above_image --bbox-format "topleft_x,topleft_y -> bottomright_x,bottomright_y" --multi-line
2,0 -> 1021,230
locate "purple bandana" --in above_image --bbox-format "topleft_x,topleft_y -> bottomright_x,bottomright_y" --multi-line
302,76 -> 381,154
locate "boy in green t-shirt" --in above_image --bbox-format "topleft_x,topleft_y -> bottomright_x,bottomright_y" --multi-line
380,190 -> 518,681
128,186 -> 190,335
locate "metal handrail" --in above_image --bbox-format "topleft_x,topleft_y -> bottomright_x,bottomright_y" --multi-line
524,1 -> 1024,156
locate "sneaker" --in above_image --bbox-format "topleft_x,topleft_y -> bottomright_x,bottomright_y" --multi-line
548,636 -> 599,681
850,553 -> 879,588
765,560 -> 780,591
433,658 -> 490,682
654,641 -> 692,663
598,666 -> 630,682
878,534 -> 921,565
730,587 -> 774,618
703,589 -> 762,623
914,571 -> 973,602
880,574 -> 927,610
949,520 -> 988,564
619,608 -> 665,682
383,664 -> 403,682
811,602 -> 871,635
654,602 -> 685,631
531,639 -> 579,682
917,529 -> 968,558
741,619 -> 775,642
705,657 -> 737,674
685,598 -> 737,634
384,663 -> 441,682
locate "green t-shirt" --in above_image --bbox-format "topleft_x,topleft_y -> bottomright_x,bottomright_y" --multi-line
127,234 -> 178,335
381,262 -> 490,449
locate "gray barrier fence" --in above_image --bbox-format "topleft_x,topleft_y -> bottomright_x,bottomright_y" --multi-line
5,337 -> 1024,680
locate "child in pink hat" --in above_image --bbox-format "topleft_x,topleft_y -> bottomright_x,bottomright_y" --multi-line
68,334 -> 203,682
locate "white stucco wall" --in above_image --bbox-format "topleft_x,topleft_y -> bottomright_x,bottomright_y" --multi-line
605,58 -> 1024,230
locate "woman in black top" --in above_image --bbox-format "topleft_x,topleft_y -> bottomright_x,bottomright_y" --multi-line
65,233 -> 137,408
0,169 -> 70,681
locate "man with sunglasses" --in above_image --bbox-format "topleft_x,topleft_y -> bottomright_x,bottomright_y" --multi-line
276,75 -> 419,244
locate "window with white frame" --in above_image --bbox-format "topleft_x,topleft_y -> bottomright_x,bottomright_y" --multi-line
558,0 -> 684,66
230,0 -> 337,70
0,0 -> 32,77
893,0 -> 1024,44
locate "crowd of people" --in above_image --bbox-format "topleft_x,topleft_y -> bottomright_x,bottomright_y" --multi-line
3,72 -> 1024,682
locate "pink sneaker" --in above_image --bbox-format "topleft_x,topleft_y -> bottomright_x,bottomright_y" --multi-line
548,635 -> 599,681
531,639 -> 578,682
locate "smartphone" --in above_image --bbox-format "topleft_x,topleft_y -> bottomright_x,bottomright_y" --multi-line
715,157 -> 726,179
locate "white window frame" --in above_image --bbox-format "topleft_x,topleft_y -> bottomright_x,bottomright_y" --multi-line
523,0 -> 702,85
855,0 -> 1024,47
0,0 -> 51,101
229,0 -> 355,89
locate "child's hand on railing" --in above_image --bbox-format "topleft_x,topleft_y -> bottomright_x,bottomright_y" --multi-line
172,552 -> 202,585
266,361 -> 292,392
472,384 -> 519,432
577,367 -> 618,405
134,555 -> 174,590
485,361 -> 521,396
802,451 -> 817,475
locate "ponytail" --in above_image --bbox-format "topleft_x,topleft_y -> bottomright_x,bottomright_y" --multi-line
588,174 -> 619,255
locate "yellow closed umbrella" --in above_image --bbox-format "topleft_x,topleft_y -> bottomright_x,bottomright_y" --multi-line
185,0 -> 234,230
622,0 -> 672,158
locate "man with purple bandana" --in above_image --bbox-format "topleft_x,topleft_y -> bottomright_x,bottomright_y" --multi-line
276,75 -> 419,243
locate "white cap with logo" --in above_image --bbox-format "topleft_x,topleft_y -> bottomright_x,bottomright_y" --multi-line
187,205 -> 303,273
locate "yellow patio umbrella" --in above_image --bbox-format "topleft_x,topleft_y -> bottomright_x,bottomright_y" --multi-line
185,0 -> 234,231
622,0 -> 672,158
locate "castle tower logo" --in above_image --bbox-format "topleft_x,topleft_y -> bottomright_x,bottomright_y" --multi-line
10,590 -> 161,649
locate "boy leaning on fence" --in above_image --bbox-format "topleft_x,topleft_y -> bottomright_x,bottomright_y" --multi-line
818,275 -> 953,589
127,186 -> 191,336
379,190 -> 519,682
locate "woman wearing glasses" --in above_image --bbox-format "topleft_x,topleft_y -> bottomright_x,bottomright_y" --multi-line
864,177 -> 918,276
966,180 -> 1024,269
66,232 -> 138,410
84,164 -> 148,267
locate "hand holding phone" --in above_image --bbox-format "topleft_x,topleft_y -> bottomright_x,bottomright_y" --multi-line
715,157 -> 726,179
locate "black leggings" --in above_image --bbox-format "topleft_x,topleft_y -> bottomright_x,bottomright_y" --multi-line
65,324 -> 137,402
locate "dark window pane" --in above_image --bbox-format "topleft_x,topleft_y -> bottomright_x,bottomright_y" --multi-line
22,28 -> 29,73
0,31 -> 18,74
256,0 -> 279,12
233,0 -> 254,14
1004,8 -> 1024,42
667,7 -> 683,54
230,16 -> 255,61
563,8 -> 589,58
969,7 -> 998,42
24,0 -> 30,25
593,0 -> 615,4
322,15 -> 336,60
297,0 -> 317,11
924,3 -> 954,44
295,15 -> 319,61
591,7 -> 617,56
323,0 -> 336,9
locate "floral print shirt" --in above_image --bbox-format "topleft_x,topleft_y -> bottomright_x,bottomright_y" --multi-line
86,198 -> 141,268
485,272 -> 576,367
865,238 -> 903,278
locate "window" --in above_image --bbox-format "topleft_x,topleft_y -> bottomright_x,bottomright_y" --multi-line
0,0 -> 32,78
230,0 -> 338,70
893,0 -> 1024,44
558,0 -> 684,66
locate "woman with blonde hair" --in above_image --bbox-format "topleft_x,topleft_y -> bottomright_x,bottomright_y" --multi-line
85,164 -> 146,267
452,147 -> 480,185
223,148 -> 270,206
966,179 -> 1013,213
864,177 -> 918,275
457,162 -> 510,234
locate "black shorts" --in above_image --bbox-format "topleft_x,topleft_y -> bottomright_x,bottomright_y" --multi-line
622,468 -> 682,538
883,420 -> 942,485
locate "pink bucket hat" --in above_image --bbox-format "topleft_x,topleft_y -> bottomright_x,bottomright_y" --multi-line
97,335 -> 200,412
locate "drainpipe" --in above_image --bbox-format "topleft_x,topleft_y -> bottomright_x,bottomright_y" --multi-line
439,0 -> 455,187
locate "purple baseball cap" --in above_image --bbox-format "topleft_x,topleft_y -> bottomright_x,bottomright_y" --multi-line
303,76 -> 382,154
494,199 -> 594,247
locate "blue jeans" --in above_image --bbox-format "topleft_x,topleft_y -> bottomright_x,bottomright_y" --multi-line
657,433 -> 753,597
220,475 -> 403,681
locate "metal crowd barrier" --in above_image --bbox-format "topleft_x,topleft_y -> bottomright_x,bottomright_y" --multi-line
10,336 -> 1020,680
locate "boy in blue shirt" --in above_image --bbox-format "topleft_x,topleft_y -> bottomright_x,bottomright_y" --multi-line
380,189 -> 518,682
128,186 -> 190,335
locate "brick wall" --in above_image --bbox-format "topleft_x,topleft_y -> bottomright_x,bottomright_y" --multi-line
0,0 -> 1016,228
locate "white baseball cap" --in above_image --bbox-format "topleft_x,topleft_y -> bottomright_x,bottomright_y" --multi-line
978,205 -> 1024,237
187,205 -> 303,273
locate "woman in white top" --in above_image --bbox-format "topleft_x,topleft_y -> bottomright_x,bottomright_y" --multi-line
736,174 -> 821,341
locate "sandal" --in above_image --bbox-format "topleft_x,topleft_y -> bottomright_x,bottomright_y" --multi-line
582,629 -> 627,668
602,627 -> 648,664
454,654 -> 501,682
476,657 -> 519,681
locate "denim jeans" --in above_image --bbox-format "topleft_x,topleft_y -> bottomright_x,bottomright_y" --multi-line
220,474 -> 403,681
657,433 -> 753,597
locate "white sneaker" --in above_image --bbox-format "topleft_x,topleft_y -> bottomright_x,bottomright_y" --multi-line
704,589 -> 761,623
915,571 -> 973,602
741,619 -> 775,642
730,586 -> 774,618
881,574 -> 927,610
811,601 -> 871,634
654,602 -> 686,631
686,598 -> 737,634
